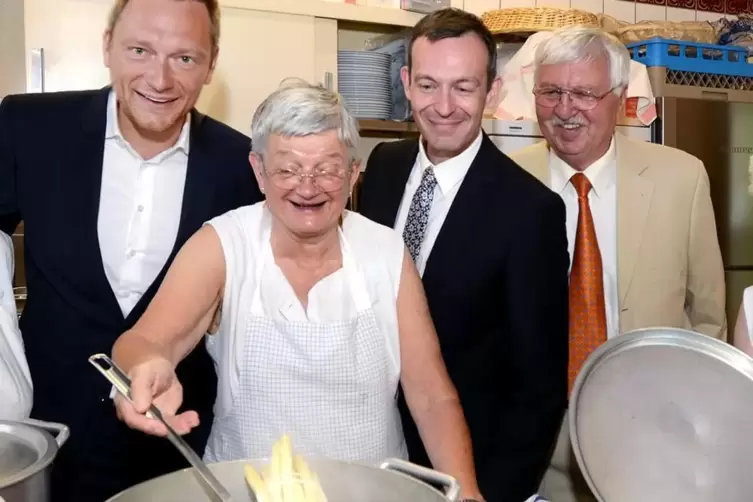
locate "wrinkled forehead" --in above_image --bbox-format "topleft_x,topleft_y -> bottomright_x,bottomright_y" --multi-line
267,132 -> 349,164
112,0 -> 212,53
536,55 -> 611,91
411,35 -> 489,84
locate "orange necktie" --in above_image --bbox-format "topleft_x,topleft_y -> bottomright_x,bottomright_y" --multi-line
568,173 -> 607,395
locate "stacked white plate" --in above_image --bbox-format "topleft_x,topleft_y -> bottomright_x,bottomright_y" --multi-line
338,50 -> 393,120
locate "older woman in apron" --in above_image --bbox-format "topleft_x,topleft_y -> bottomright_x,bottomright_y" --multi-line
110,80 -> 484,501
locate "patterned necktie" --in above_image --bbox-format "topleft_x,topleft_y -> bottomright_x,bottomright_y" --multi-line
568,173 -> 607,395
403,166 -> 437,262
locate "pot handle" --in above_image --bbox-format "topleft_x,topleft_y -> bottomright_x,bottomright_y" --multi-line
22,418 -> 70,448
379,458 -> 461,501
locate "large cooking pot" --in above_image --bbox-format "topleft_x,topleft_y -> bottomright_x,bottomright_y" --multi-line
106,457 -> 460,502
0,418 -> 70,501
570,327 -> 753,502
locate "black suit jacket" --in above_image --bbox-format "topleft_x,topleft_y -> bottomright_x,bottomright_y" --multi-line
0,88 -> 262,502
358,135 -> 569,502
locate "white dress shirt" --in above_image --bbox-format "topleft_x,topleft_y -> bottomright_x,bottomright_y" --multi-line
0,231 -> 32,420
549,138 -> 619,339
97,91 -> 190,316
394,132 -> 483,275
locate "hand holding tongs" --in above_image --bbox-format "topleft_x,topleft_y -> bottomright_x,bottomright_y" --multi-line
89,353 -> 244,502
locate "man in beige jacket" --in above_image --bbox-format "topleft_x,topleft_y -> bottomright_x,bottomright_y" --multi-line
509,26 -> 726,502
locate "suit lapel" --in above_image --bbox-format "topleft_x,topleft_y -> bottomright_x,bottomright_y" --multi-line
423,135 -> 497,282
76,87 -> 125,323
126,110 -> 214,324
616,134 -> 654,304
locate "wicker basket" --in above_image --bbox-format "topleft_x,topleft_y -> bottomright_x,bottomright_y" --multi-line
481,7 -> 600,35
616,21 -> 718,44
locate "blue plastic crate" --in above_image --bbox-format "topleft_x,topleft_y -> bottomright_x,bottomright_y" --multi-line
626,37 -> 753,78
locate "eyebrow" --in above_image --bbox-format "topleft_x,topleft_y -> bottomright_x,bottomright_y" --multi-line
414,74 -> 481,86
120,37 -> 208,58
274,150 -> 346,160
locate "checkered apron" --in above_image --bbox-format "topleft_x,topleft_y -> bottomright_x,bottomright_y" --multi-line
204,226 -> 407,464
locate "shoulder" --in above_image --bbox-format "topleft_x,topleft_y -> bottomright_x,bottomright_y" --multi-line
1,89 -> 103,120
207,202 -> 265,244
481,139 -> 561,210
343,211 -> 404,267
508,139 -> 549,166
366,138 -> 417,165
620,135 -> 706,188
193,113 -> 251,158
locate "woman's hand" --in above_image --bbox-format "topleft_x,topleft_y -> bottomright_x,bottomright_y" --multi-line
114,357 -> 199,437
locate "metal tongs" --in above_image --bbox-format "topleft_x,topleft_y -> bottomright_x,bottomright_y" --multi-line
89,353 -> 246,502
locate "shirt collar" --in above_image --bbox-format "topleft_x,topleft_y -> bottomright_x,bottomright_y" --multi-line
105,90 -> 191,157
549,137 -> 616,198
417,131 -> 483,195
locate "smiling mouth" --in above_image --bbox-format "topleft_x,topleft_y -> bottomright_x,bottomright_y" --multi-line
136,90 -> 178,105
290,201 -> 326,210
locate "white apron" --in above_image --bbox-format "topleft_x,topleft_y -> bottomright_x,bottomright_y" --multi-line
204,225 -> 407,464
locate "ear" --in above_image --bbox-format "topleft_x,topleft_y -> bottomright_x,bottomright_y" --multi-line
103,31 -> 112,68
400,66 -> 411,102
249,152 -> 265,194
205,47 -> 219,85
349,160 -> 362,194
619,85 -> 628,103
485,74 -> 502,111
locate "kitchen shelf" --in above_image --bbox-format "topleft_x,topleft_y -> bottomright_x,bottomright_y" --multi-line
358,119 -> 419,134
220,0 -> 424,27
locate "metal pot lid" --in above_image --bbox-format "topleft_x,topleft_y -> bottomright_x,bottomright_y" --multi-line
570,327 -> 753,502
0,420 -> 62,488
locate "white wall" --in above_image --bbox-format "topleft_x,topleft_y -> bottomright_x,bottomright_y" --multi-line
0,0 -> 26,97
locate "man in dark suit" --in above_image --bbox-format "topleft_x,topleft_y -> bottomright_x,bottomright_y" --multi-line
358,8 -> 569,502
0,0 -> 262,500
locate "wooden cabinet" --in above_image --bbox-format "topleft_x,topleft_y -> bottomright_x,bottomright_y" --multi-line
195,9 -> 336,134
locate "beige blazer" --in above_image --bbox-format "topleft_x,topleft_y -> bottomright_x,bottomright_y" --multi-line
510,133 -> 727,340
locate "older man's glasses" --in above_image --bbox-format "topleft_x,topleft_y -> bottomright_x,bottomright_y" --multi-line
533,86 -> 617,111
266,167 -> 349,192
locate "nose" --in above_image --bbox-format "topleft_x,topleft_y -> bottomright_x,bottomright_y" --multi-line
554,93 -> 576,118
295,175 -> 319,197
145,58 -> 174,92
433,87 -> 454,117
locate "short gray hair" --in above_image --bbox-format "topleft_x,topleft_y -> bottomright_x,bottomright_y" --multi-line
534,26 -> 630,95
251,78 -> 360,163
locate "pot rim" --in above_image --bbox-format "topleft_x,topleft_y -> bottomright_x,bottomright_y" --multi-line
0,419 -> 69,489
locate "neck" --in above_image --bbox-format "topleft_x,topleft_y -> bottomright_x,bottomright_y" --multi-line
271,221 -> 340,267
424,131 -> 478,166
117,107 -> 186,160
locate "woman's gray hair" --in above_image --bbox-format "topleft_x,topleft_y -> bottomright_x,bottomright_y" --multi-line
251,78 -> 360,163
534,26 -> 630,95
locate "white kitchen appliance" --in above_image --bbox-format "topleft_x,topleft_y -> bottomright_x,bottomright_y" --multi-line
482,119 -> 652,156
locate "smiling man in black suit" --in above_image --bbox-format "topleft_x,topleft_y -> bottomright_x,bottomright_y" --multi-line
357,8 -> 569,502
0,0 -> 262,500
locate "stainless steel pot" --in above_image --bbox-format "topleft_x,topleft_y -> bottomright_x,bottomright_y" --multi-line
106,457 -> 460,502
0,418 -> 70,501
570,327 -> 753,502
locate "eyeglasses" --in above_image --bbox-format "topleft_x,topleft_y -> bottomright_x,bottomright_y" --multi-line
533,86 -> 618,111
265,167 -> 349,192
